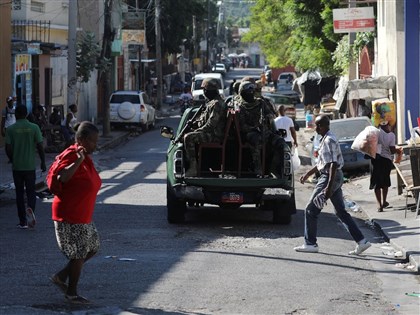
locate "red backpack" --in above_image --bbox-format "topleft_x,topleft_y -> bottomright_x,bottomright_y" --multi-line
46,147 -> 76,195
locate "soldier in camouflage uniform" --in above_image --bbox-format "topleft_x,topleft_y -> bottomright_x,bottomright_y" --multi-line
237,81 -> 287,177
184,78 -> 227,176
255,79 -> 277,117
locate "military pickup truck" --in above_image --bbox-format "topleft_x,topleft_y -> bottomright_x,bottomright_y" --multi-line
160,105 -> 296,224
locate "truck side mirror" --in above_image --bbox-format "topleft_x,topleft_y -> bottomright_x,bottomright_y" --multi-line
160,126 -> 174,140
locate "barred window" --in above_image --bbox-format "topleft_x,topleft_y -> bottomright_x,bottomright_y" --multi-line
12,0 -> 22,10
31,1 -> 45,13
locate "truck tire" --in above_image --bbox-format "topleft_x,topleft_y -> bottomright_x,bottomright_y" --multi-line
272,197 -> 295,225
167,184 -> 186,223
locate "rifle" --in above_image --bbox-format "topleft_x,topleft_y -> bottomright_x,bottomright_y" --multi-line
173,103 -> 206,143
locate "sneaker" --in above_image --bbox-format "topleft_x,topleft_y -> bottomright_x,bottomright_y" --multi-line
26,208 -> 36,228
294,244 -> 319,253
349,241 -> 371,255
17,223 -> 28,229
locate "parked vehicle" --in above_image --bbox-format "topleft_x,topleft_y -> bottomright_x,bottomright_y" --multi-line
160,107 -> 296,224
191,73 -> 225,101
212,63 -> 227,76
310,116 -> 372,171
273,90 -> 302,106
277,72 -> 298,85
109,90 -> 156,131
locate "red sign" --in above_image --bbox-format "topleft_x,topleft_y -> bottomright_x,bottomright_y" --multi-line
333,7 -> 375,33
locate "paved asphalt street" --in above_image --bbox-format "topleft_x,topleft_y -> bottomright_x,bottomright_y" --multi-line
1,98 -> 418,275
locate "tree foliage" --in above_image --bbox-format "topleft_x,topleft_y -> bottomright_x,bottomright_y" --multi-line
76,32 -> 101,83
244,0 -> 378,75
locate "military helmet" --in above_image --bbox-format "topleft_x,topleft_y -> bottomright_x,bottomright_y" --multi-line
201,78 -> 219,91
255,80 -> 263,91
239,81 -> 255,94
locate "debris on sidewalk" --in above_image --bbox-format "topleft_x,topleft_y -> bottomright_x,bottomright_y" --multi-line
344,198 -> 360,212
395,262 -> 417,271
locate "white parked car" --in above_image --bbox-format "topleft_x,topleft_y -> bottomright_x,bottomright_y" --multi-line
191,73 -> 226,101
109,91 -> 156,131
277,72 -> 297,85
212,63 -> 227,75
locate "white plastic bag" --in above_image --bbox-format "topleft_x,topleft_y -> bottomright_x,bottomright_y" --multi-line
292,147 -> 301,170
351,126 -> 379,158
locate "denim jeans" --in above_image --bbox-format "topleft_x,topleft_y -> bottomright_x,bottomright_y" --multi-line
304,169 -> 365,245
13,170 -> 36,225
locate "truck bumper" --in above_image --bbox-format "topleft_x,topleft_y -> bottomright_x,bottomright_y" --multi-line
172,184 -> 292,204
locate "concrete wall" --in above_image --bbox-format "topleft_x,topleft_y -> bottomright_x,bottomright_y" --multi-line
12,0 -> 69,26
51,55 -> 67,107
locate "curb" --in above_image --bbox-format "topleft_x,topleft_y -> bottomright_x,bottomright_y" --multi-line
371,219 -> 420,274
97,130 -> 132,152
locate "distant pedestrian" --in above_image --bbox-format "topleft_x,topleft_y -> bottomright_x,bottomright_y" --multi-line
229,78 -> 236,95
49,107 -> 61,126
61,104 -> 78,149
5,105 -> 46,229
295,115 -> 371,255
1,96 -> 16,137
274,105 -> 298,148
50,121 -> 101,304
146,79 -> 153,100
369,121 -> 398,212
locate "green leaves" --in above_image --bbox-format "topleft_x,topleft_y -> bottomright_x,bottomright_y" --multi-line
76,32 -> 101,83
247,0 -> 374,75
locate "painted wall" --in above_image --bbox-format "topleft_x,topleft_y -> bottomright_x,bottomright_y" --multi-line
0,0 -> 12,146
12,0 -> 69,26
404,0 -> 420,138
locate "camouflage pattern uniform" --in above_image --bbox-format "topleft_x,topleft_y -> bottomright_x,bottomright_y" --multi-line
237,81 -> 287,177
184,79 -> 227,176
255,79 -> 277,117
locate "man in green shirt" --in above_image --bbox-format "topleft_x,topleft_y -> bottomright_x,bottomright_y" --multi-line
5,105 -> 46,228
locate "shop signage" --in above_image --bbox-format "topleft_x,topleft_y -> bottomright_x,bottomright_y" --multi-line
333,7 -> 375,33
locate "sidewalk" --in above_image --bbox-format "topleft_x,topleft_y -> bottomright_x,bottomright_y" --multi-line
295,107 -> 420,274
1,102 -> 419,274
342,172 -> 420,273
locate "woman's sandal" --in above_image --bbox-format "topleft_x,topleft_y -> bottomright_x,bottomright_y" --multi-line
49,275 -> 68,293
65,294 -> 92,304
383,201 -> 390,208
377,207 -> 383,212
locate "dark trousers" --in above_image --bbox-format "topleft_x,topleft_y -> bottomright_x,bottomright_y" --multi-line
13,170 -> 36,225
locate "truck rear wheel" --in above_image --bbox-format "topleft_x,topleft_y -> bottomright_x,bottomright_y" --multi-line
167,184 -> 186,223
271,197 -> 295,225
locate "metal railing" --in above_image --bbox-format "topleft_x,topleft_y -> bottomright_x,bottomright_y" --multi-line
12,20 -> 51,43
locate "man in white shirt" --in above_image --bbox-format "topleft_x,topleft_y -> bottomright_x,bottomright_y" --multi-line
1,96 -> 16,137
274,105 -> 297,148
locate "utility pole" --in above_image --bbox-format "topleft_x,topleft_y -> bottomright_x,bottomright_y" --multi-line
155,0 -> 163,110
99,0 -> 114,136
192,15 -> 197,72
348,0 -> 357,81
67,0 -> 77,107
206,0 -> 210,71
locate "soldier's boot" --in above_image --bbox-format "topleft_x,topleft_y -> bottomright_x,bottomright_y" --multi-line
185,160 -> 198,177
